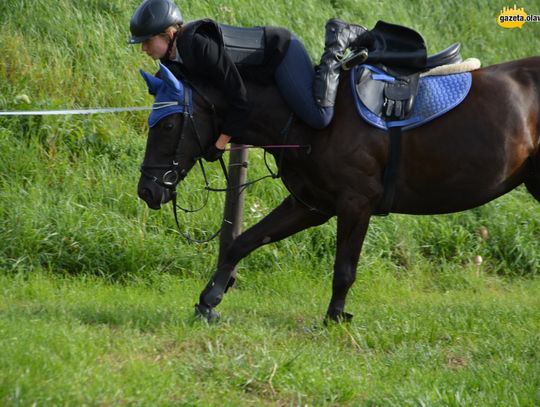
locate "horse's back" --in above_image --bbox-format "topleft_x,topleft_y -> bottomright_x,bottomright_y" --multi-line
394,56 -> 540,213
477,56 -> 540,98
323,56 -> 540,215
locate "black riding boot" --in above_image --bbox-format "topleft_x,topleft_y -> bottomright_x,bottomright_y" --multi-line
313,19 -> 371,107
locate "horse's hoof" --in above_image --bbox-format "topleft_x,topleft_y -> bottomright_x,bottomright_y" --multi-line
324,311 -> 354,325
194,303 -> 220,324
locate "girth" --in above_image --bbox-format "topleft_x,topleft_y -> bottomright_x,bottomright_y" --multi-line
359,66 -> 421,216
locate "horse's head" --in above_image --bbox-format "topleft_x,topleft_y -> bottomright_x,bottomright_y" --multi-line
137,63 -> 219,209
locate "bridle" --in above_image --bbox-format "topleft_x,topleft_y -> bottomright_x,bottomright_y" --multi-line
139,81 -> 226,243
139,90 -> 209,191
139,80 -> 309,243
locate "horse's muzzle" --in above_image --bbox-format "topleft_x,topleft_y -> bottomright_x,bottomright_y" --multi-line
137,180 -> 173,210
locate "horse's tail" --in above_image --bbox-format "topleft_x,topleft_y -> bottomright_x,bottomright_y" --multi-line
531,148 -> 540,200
525,99 -> 540,202
523,57 -> 540,201
525,158 -> 540,202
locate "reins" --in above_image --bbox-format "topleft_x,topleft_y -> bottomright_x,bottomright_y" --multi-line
203,114 -> 308,193
140,81 -> 310,244
173,114 -> 306,244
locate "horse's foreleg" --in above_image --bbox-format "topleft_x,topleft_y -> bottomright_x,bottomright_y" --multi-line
326,208 -> 371,323
195,195 -> 331,321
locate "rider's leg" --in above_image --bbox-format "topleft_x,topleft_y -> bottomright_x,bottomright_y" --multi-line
274,35 -> 333,129
274,21 -> 372,129
313,19 -> 371,108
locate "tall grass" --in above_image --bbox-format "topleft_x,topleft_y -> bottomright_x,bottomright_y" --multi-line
1,0 -> 540,281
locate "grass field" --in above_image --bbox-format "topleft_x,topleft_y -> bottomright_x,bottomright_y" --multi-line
1,271 -> 539,405
1,0 -> 540,405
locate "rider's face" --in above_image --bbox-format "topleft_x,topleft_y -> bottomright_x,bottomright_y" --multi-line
141,35 -> 169,60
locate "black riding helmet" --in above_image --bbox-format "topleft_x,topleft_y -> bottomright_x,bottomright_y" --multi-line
128,0 -> 183,44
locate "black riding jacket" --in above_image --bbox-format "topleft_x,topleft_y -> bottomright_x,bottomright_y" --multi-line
161,19 -> 291,139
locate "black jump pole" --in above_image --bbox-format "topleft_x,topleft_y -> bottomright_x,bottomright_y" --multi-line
218,144 -> 248,283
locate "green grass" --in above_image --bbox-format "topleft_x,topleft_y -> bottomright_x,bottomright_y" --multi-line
1,271 -> 539,406
1,0 -> 540,405
1,0 -> 540,279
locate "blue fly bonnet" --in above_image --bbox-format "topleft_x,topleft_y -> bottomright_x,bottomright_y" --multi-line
140,63 -> 193,127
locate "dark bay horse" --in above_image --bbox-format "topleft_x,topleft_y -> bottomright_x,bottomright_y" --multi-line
137,57 -> 540,323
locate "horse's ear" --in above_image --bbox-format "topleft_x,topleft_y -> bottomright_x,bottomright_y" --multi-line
158,63 -> 182,91
140,69 -> 162,96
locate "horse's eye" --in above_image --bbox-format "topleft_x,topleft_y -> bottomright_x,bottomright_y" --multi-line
164,123 -> 175,130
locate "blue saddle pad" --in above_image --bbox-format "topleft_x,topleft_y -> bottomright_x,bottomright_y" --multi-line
350,65 -> 472,131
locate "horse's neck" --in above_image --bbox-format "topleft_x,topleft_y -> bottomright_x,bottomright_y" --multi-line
232,81 -> 295,147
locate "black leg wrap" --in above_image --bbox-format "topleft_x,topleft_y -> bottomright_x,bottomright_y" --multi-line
194,303 -> 220,323
199,268 -> 234,308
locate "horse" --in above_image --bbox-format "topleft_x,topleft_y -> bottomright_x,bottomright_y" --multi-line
137,56 -> 540,323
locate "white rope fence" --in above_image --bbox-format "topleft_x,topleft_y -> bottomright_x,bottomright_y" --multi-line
0,102 -> 178,116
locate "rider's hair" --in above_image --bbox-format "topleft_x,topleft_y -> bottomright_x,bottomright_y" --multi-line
160,23 -> 183,38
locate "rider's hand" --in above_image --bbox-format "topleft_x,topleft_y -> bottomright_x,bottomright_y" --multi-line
203,143 -> 225,162
203,133 -> 231,162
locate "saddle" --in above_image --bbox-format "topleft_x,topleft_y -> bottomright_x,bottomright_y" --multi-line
351,21 -> 463,122
346,21 -> 464,215
356,44 -> 462,122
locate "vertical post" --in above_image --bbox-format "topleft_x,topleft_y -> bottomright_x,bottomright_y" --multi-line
218,144 -> 248,283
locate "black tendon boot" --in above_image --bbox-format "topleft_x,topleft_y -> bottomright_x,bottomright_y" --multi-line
313,19 -> 370,107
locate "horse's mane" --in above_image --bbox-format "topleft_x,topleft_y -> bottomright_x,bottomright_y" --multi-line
245,80 -> 286,111
189,76 -> 287,116
164,61 -> 289,120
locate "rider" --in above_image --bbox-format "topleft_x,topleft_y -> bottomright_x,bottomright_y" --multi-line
128,0 -> 372,161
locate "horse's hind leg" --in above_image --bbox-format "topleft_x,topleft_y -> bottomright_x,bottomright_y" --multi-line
326,207 -> 371,323
525,154 -> 540,202
195,195 -> 330,322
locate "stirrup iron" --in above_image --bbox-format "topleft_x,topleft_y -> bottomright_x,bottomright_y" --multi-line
341,48 -> 369,71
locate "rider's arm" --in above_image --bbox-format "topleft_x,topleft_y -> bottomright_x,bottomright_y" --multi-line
191,32 -> 250,142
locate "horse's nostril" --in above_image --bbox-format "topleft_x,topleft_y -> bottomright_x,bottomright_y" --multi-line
139,188 -> 152,201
